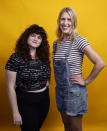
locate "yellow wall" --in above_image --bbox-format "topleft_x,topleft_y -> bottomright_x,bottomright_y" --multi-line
0,0 -> 107,130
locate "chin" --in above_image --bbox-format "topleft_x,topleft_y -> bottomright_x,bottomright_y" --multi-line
63,32 -> 70,35
62,30 -> 69,34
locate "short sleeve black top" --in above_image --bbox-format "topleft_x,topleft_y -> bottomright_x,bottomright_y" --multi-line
5,53 -> 51,91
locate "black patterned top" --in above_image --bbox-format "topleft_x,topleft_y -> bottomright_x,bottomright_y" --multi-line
5,53 -> 51,91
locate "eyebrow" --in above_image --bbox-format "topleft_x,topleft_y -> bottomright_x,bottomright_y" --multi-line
60,17 -> 71,20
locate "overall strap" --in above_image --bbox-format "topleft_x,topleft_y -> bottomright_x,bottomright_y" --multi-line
53,39 -> 74,57
65,38 -> 75,58
52,42 -> 57,55
65,43 -> 72,58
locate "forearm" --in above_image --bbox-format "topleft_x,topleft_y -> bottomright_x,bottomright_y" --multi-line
5,69 -> 22,125
85,62 -> 106,85
7,87 -> 19,114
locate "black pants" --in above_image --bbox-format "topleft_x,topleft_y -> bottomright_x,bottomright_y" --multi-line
16,88 -> 50,131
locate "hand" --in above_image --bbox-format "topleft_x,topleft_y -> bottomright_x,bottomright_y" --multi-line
46,80 -> 50,88
70,75 -> 86,86
13,112 -> 23,125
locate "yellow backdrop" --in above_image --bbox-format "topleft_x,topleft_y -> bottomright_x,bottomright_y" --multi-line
0,0 -> 107,131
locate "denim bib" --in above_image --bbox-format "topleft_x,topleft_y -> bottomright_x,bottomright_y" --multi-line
53,41 -> 72,88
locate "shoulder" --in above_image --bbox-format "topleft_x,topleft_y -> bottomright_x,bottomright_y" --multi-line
7,53 -> 23,64
5,53 -> 21,71
53,40 -> 58,49
75,35 -> 89,43
74,35 -> 90,52
10,53 -> 19,58
53,40 -> 58,45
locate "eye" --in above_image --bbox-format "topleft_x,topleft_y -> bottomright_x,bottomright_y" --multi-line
30,33 -> 35,37
60,18 -> 65,21
37,35 -> 42,40
68,18 -> 71,21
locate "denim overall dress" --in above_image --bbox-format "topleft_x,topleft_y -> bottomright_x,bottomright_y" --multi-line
53,41 -> 87,116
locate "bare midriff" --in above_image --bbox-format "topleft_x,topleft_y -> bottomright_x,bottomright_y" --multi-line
27,86 -> 48,93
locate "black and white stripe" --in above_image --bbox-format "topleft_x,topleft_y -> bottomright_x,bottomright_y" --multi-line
53,35 -> 90,75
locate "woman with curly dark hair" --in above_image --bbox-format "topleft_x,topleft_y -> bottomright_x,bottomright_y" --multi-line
5,24 -> 51,131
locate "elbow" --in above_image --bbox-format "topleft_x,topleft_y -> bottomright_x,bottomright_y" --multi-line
6,86 -> 15,93
98,60 -> 106,70
101,60 -> 106,68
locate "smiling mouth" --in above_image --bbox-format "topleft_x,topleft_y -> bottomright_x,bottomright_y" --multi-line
62,27 -> 69,30
32,41 -> 38,44
62,26 -> 70,28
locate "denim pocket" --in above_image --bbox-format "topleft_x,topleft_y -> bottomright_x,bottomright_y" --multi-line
69,85 -> 81,97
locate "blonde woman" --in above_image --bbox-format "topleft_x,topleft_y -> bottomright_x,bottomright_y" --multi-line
53,7 -> 105,131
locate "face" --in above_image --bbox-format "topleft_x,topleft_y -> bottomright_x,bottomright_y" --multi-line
27,33 -> 42,49
59,12 -> 73,35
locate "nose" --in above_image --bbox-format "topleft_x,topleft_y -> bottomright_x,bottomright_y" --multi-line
34,36 -> 38,41
64,19 -> 68,25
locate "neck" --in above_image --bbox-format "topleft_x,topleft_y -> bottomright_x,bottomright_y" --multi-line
30,48 -> 36,59
63,34 -> 70,40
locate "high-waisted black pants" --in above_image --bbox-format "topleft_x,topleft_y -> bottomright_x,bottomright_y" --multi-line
16,88 -> 50,131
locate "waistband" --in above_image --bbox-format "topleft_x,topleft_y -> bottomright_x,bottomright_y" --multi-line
15,86 -> 49,94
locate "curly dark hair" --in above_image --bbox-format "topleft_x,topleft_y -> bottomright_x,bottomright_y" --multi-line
15,24 -> 50,66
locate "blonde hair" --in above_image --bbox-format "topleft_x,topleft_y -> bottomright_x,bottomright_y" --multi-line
56,7 -> 77,42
